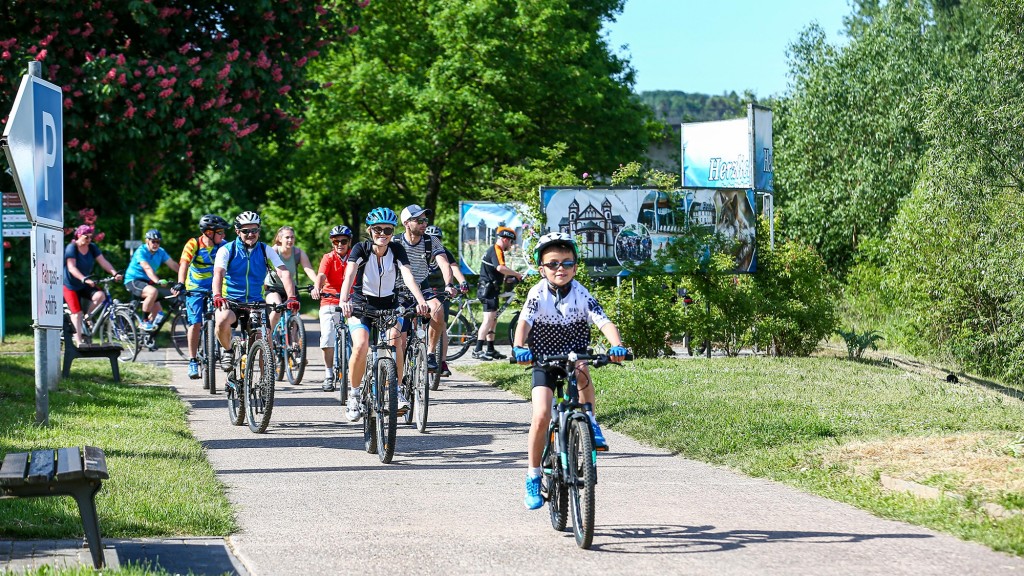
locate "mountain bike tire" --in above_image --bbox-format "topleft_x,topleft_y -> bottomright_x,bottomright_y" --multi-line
376,357 -> 398,463
245,339 -> 276,433
227,345 -> 246,426
108,308 -> 140,362
430,335 -> 442,391
203,320 -> 217,394
568,416 -> 597,549
445,316 -> 474,361
337,330 -> 350,408
545,427 -> 568,532
285,314 -> 306,385
170,313 -> 189,359
410,341 -> 429,431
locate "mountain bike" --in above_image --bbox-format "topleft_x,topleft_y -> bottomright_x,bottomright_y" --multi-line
514,351 -> 630,549
272,285 -> 313,385
322,292 -> 353,413
350,304 -> 401,464
400,309 -> 431,432
445,281 -> 520,361
223,300 -> 285,433
181,289 -> 218,394
65,276 -> 139,362
128,287 -> 185,354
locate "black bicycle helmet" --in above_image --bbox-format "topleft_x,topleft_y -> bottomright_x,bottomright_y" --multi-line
199,214 -> 226,233
329,225 -> 353,238
145,229 -> 162,241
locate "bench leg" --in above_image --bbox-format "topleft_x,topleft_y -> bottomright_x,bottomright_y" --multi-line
71,483 -> 105,569
62,346 -> 75,378
109,355 -> 121,383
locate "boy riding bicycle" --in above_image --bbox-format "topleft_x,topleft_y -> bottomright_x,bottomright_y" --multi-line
511,232 -> 628,510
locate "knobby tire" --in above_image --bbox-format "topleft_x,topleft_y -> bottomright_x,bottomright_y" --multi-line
568,416 -> 597,549
245,339 -> 276,433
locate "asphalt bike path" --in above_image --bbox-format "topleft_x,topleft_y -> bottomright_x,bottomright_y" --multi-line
155,314 -> 1024,575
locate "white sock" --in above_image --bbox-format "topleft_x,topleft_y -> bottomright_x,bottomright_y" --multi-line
527,467 -> 542,479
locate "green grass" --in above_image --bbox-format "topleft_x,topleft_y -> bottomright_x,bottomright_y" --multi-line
0,354 -> 235,539
467,356 -> 1024,555
3,563 -> 194,576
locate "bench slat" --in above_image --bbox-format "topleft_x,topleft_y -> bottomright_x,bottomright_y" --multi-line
0,452 -> 29,487
26,450 -> 56,483
82,446 -> 109,480
56,447 -> 84,481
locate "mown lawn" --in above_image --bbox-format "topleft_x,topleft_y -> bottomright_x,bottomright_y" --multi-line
0,354 -> 235,539
467,355 -> 1024,556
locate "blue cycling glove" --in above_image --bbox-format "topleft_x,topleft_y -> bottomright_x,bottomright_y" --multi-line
513,346 -> 532,363
608,346 -> 628,359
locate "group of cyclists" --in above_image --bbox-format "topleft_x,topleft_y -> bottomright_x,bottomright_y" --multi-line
63,203 -> 629,510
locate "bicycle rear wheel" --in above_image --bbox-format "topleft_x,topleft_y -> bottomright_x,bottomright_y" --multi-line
545,427 -> 568,532
431,334 -> 443,391
445,315 -> 474,361
226,344 -> 246,426
285,314 -> 306,385
363,382 -> 377,454
273,327 -> 286,381
508,310 -> 520,347
245,339 -> 276,433
170,313 -> 189,359
337,329 -> 350,407
375,357 -> 398,463
413,342 -> 430,432
567,416 -> 597,549
108,308 -> 139,362
202,320 -> 217,394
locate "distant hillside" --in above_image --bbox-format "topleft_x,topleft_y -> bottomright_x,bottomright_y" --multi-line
638,90 -> 747,124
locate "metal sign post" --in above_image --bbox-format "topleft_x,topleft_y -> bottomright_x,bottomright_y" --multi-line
2,61 -> 64,424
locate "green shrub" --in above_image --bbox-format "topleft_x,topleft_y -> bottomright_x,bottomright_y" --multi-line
836,327 -> 884,359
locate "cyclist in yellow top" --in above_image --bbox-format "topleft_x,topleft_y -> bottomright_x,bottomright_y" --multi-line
172,214 -> 229,380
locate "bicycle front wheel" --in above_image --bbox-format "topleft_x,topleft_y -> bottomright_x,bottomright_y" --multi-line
337,329 -> 350,408
445,315 -> 474,361
170,313 -> 189,359
375,357 -> 398,463
273,327 -> 286,381
430,333 -> 443,392
285,314 -> 306,385
568,416 -> 597,549
109,308 -> 139,362
245,339 -> 276,433
413,343 -> 430,432
507,310 -> 520,347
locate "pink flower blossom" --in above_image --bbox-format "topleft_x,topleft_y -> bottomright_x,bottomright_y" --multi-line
173,117 -> 185,128
189,78 -> 203,88
217,64 -> 231,80
278,85 -> 291,95
184,96 -> 194,108
81,141 -> 92,152
94,232 -> 105,242
35,49 -> 47,61
63,97 -> 72,109
358,0 -> 370,7
347,25 -> 359,36
226,49 -> 239,62
67,138 -> 79,148
159,88 -> 173,98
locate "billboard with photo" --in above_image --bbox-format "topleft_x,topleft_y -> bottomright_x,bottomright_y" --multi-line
540,187 -> 756,275
681,103 -> 773,192
457,201 -> 534,276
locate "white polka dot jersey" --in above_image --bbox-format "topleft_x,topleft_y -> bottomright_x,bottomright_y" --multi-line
521,279 -> 611,356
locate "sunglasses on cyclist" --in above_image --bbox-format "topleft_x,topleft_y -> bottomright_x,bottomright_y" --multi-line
239,227 -> 260,236
371,226 -> 394,236
410,217 -> 429,224
539,260 -> 576,270
331,237 -> 351,245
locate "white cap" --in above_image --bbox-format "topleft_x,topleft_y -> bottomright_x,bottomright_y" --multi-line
400,204 -> 432,223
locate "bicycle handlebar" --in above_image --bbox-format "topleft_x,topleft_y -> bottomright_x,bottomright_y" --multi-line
509,351 -> 634,368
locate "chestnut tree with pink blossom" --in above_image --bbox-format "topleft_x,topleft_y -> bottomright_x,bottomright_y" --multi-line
0,1 -> 365,232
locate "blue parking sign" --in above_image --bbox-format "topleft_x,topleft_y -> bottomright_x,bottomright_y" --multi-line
32,79 -> 62,225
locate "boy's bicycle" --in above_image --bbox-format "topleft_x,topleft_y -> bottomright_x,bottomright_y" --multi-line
514,351 -> 629,549
445,281 -> 520,361
350,304 -> 402,464
65,276 -> 139,362
180,289 -> 219,394
223,300 -> 285,433
272,285 -> 313,385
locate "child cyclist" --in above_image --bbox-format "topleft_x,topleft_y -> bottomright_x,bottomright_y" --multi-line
511,232 -> 628,510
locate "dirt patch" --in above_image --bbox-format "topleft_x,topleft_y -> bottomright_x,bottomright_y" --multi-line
818,432 -> 1024,498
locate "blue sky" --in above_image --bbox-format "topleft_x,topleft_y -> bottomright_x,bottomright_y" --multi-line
603,0 -> 851,97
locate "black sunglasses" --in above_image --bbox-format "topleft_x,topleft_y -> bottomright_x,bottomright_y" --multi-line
239,227 -> 260,236
539,260 -> 576,270
371,226 -> 395,236
331,237 -> 351,245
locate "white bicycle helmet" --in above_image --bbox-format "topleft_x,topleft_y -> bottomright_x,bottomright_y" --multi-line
533,231 -> 577,263
424,225 -> 442,238
234,211 -> 261,229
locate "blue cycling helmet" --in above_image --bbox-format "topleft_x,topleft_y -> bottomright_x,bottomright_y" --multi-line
329,225 -> 353,238
365,207 -> 398,227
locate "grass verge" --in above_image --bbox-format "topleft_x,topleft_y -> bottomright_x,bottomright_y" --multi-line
0,354 -> 235,539
467,356 -> 1024,556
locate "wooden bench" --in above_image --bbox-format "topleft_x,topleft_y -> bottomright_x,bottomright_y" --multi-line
62,315 -> 122,383
0,446 -> 110,569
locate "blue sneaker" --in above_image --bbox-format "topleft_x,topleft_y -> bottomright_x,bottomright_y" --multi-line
187,359 -> 200,380
524,475 -> 543,510
140,320 -> 154,332
592,420 -> 609,452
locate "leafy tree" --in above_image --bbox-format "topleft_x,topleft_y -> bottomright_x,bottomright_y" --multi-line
283,0 -> 658,227
775,0 -> 989,275
637,90 -> 749,124
885,0 -> 1023,383
0,1 -> 364,236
